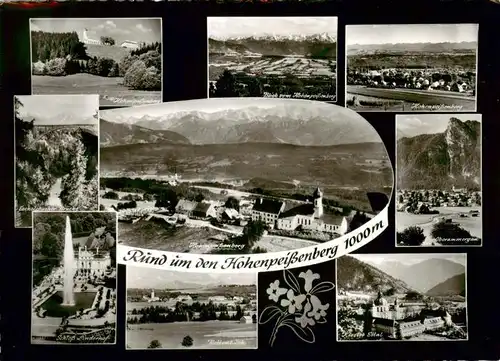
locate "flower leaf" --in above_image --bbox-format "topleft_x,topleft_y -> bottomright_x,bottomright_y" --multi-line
316,317 -> 327,324
258,305 -> 284,325
310,281 -> 335,295
281,320 -> 316,344
283,269 -> 300,294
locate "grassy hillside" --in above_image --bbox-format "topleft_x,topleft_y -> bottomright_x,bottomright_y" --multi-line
337,255 -> 413,294
86,44 -> 131,63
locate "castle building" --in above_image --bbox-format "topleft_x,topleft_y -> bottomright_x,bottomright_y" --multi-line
366,291 -> 453,339
76,246 -> 111,276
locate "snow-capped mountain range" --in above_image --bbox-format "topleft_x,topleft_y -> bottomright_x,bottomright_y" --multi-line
210,33 -> 337,43
22,112 -> 96,125
100,103 -> 381,146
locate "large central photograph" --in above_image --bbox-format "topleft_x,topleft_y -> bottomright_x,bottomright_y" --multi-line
99,98 -> 393,255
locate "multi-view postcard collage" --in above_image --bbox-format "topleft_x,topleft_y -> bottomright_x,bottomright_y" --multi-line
12,15 -> 479,350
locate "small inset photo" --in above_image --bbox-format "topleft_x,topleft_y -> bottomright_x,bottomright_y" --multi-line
126,268 -> 257,349
14,95 -> 99,228
30,18 -> 162,107
337,253 -> 468,341
31,211 -> 117,344
346,24 -> 478,112
208,17 -> 337,102
396,114 -> 482,247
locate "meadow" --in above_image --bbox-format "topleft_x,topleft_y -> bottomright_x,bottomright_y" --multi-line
127,321 -> 257,349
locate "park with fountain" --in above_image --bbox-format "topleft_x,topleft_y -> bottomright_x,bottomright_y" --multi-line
31,212 -> 117,344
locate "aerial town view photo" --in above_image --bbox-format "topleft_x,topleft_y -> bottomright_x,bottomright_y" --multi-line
30,18 -> 162,107
396,114 -> 481,247
31,211 -> 117,344
345,24 -> 478,112
126,268 -> 257,349
98,98 -> 393,255
208,17 -> 337,101
337,253 -> 468,341
14,95 -> 99,228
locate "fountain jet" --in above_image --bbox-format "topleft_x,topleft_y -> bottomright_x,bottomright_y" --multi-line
61,216 -> 75,306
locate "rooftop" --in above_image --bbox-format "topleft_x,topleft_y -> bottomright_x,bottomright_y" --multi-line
253,198 -> 285,215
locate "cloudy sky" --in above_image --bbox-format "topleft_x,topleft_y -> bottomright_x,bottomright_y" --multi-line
16,95 -> 98,125
351,253 -> 467,267
396,114 -> 482,138
31,18 -> 162,44
127,266 -> 257,289
346,24 -> 478,45
208,17 -> 338,39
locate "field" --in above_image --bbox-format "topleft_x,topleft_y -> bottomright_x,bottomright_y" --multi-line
396,206 -> 482,246
209,54 -> 336,100
40,291 -> 97,318
32,74 -> 161,107
127,321 -> 257,349
346,85 -> 475,112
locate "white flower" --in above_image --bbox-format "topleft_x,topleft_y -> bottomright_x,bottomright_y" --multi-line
280,289 -> 306,314
299,269 -> 320,293
266,280 -> 287,303
307,294 -> 329,320
295,300 -> 315,328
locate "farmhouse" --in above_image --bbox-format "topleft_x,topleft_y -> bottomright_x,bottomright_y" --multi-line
191,202 -> 217,220
175,199 -> 198,215
208,295 -> 226,302
222,208 -> 240,220
276,188 -> 349,235
121,40 -> 140,49
251,198 -> 286,226
240,315 -> 253,324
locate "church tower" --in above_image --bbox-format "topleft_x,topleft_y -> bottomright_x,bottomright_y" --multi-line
151,289 -> 155,299
313,187 -> 324,218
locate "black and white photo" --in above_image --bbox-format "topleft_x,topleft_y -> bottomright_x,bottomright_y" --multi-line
208,17 -> 337,102
396,114 -> 482,247
31,211 -> 117,344
126,268 -> 257,349
15,95 -> 99,228
30,18 -> 162,107
346,24 -> 478,112
337,253 -> 468,341
99,98 -> 393,255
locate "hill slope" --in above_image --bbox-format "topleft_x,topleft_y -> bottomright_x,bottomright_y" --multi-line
100,119 -> 191,147
373,258 -> 466,293
85,44 -> 131,63
336,256 -> 413,294
426,273 -> 466,297
397,117 -> 481,190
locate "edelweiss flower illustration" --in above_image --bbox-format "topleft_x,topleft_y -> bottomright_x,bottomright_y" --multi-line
258,269 -> 335,347
266,280 -> 287,302
280,289 -> 306,314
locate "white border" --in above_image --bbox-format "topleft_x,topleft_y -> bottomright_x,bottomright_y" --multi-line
30,210 -> 118,345
335,252 -> 469,342
124,266 -> 258,350
394,113 -> 483,248
206,16 -> 339,102
29,17 -> 163,109
14,94 -> 101,229
344,23 -> 479,113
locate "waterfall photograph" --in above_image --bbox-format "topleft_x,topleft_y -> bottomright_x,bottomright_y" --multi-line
31,211 -> 117,344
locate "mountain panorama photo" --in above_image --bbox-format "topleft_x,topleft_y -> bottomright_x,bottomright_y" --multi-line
337,253 -> 467,342
396,114 -> 481,247
99,98 -> 393,255
208,17 -> 337,102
